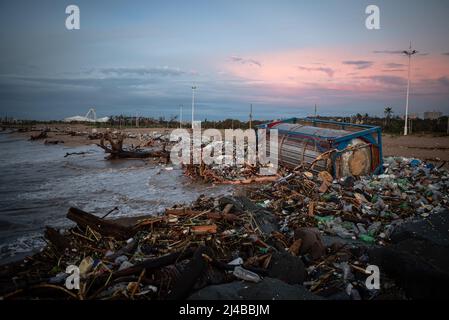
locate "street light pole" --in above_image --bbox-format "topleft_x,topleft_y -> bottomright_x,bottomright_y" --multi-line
249,104 -> 253,129
179,104 -> 183,129
191,86 -> 197,129
403,42 -> 417,136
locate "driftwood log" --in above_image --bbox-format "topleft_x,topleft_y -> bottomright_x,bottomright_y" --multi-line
97,132 -> 167,159
29,131 -> 48,141
67,207 -> 133,239
44,226 -> 72,252
167,246 -> 210,300
87,248 -> 195,297
44,140 -> 64,145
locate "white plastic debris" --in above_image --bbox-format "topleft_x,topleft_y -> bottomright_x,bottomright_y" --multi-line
79,256 -> 95,276
233,266 -> 261,283
228,257 -> 244,266
119,260 -> 134,271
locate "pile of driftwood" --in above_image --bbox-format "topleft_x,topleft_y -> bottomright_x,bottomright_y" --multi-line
2,189 -> 414,300
44,140 -> 64,145
29,130 -> 48,141
97,132 -> 169,161
0,195 -> 289,300
183,162 -> 280,185
1,156 -> 447,300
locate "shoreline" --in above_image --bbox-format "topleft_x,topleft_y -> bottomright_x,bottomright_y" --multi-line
4,124 -> 449,166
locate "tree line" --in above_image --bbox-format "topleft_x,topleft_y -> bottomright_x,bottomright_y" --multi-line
2,109 -> 448,135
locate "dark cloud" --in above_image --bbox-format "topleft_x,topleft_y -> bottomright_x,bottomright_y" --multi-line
369,75 -> 407,86
443,52 -> 449,56
382,62 -> 405,72
3,75 -> 161,90
373,50 -> 404,54
94,67 -> 187,77
438,76 -> 449,87
342,60 -> 373,70
382,69 -> 405,72
229,56 -> 262,67
297,66 -> 334,77
385,63 -> 405,68
373,50 -> 429,57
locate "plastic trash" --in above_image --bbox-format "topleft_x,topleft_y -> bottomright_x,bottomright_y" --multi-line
79,256 -> 95,276
136,285 -> 158,296
228,257 -> 244,266
119,261 -> 134,271
359,234 -> 375,244
233,266 -> 261,283
410,159 -> 421,167
114,255 -> 128,265
315,215 -> 335,224
258,247 -> 269,254
426,163 -> 435,169
258,200 -> 271,208
356,223 -> 367,235
342,203 -> 353,213
332,225 -> 355,239
49,272 -> 68,284
104,250 -> 114,258
368,221 -> 382,236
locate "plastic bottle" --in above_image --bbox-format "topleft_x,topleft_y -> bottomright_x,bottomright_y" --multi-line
233,266 -> 261,283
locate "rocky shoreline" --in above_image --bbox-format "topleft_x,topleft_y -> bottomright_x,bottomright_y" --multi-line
1,155 -> 448,300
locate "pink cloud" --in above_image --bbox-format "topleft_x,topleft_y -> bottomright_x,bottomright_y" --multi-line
222,47 -> 449,97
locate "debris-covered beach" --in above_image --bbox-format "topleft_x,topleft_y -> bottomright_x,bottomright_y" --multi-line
1,124 -> 448,300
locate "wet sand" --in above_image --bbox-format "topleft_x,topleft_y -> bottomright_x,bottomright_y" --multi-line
9,124 -> 169,148
9,124 -> 449,163
382,134 -> 449,164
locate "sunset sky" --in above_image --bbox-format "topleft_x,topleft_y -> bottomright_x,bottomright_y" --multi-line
1,0 -> 449,120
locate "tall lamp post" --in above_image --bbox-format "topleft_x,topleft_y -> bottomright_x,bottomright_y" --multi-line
403,43 -> 417,136
249,104 -> 253,129
191,86 -> 197,129
179,104 -> 183,129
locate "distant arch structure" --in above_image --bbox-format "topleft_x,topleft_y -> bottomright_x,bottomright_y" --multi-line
85,108 -> 97,121
64,108 -> 109,123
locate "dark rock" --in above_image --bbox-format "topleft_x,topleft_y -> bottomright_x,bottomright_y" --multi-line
369,238 -> 449,299
167,246 -> 211,300
218,196 -> 246,213
369,211 -> 449,299
294,227 -> 326,260
342,176 -> 355,188
390,210 -> 449,247
267,252 -> 306,285
325,291 -> 351,300
188,277 -> 323,300
322,234 -> 379,249
193,266 -> 229,291
220,196 -> 278,235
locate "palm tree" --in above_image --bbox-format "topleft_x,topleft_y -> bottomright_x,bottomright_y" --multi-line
384,107 -> 393,127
